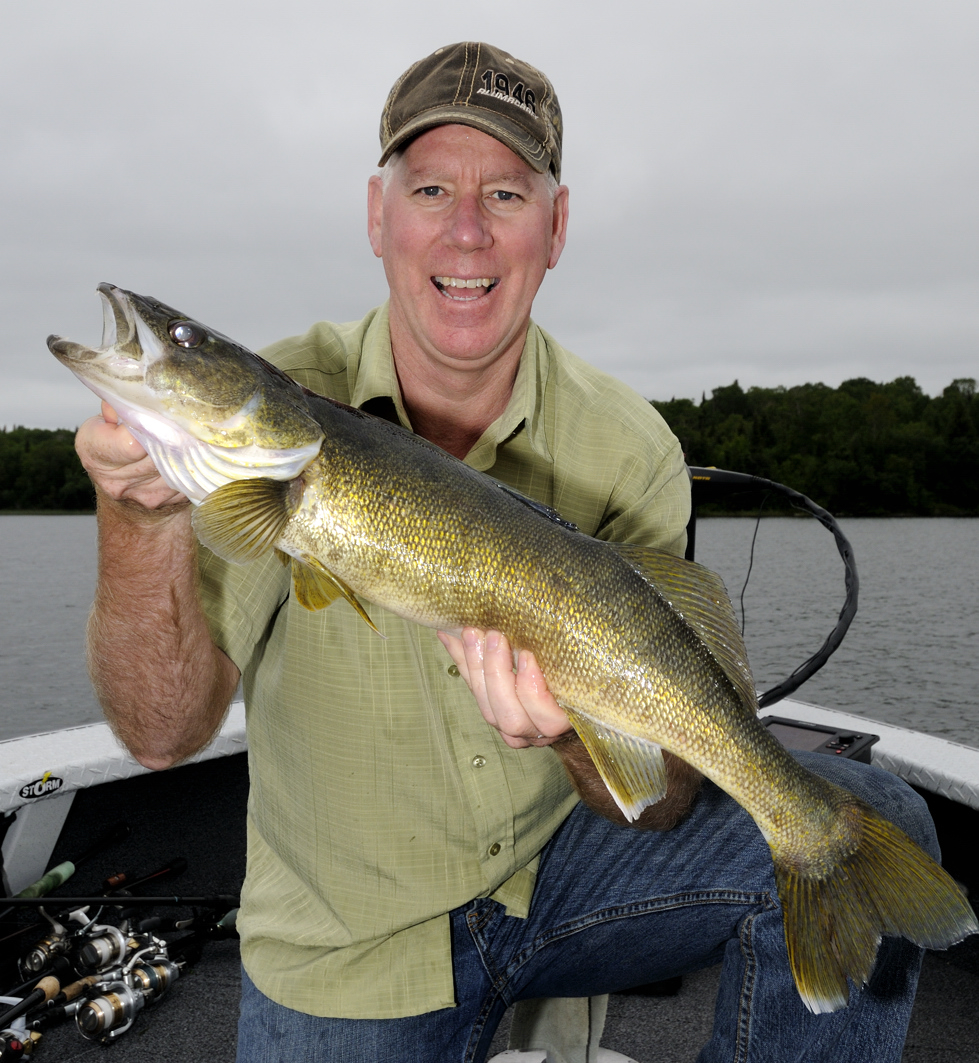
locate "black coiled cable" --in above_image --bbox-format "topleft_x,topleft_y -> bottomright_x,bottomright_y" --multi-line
686,466 -> 859,708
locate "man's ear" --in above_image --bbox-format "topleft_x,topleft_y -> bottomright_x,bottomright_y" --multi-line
367,174 -> 384,259
548,185 -> 570,271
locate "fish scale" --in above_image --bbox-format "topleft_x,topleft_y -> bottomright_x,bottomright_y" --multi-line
49,282 -> 978,1014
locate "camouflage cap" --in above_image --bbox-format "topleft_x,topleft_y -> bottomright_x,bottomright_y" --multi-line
379,42 -> 563,182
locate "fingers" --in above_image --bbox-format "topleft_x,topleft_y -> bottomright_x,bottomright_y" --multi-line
75,408 -> 189,511
77,404 -> 144,471
437,630 -> 470,681
437,628 -> 570,749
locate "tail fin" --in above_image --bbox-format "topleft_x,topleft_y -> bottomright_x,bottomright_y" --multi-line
774,799 -> 978,1014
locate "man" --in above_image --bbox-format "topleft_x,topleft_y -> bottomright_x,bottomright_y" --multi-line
76,42 -> 936,1063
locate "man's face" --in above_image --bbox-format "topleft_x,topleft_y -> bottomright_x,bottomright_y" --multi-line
367,125 -> 568,374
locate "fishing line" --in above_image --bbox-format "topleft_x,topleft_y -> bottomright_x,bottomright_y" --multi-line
0,922 -> 44,948
737,492 -> 770,635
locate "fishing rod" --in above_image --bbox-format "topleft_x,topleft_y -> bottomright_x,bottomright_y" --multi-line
685,466 -> 859,708
0,895 -> 238,909
101,855 -> 188,895
1,948 -> 181,1045
0,822 -> 131,924
0,854 -> 191,981
1,891 -> 238,1050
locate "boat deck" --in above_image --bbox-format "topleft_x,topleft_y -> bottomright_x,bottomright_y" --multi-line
6,753 -> 976,1062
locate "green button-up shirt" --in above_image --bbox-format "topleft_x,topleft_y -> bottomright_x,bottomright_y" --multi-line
199,305 -> 690,1018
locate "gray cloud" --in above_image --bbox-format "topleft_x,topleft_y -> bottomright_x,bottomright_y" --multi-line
3,0 -> 976,428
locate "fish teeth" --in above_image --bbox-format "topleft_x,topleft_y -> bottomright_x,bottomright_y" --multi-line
435,276 -> 496,289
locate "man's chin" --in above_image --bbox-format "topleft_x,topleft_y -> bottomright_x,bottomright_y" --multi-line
390,293 -> 529,369
421,318 -> 525,369
426,296 -> 503,337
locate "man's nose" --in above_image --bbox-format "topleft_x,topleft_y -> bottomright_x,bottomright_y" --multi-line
442,195 -> 493,252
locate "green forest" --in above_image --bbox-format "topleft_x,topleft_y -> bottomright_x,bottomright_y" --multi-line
0,427 -> 95,511
653,376 -> 978,516
2,375 -> 977,515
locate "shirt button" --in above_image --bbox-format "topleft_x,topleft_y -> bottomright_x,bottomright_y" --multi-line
447,664 -> 461,677
471,755 -> 487,768
488,842 -> 502,857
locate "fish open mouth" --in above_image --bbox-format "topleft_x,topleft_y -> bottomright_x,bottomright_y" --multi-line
97,282 -> 138,351
432,276 -> 499,301
47,283 -> 139,367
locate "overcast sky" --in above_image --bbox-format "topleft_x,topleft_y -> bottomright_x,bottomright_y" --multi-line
3,0 -> 977,429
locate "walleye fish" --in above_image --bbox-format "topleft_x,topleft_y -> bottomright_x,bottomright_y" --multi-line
51,283 -> 977,1013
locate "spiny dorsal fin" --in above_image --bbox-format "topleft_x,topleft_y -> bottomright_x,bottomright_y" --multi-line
608,543 -> 757,716
491,481 -> 579,532
292,555 -> 384,637
192,478 -> 293,563
565,706 -> 668,822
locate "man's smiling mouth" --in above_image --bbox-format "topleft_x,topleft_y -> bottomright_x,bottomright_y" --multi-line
433,276 -> 499,301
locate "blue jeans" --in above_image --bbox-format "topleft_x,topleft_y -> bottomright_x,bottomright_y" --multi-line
236,753 -> 935,1062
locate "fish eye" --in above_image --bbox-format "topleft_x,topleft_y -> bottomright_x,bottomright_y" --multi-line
169,320 -> 205,348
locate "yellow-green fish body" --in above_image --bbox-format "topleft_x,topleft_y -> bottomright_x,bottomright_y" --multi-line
50,284 -> 978,1013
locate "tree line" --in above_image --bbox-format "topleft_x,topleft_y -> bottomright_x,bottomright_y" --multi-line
2,375 -> 977,515
653,376 -> 979,516
0,427 -> 95,511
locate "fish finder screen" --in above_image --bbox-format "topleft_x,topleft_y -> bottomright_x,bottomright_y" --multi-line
765,722 -> 831,752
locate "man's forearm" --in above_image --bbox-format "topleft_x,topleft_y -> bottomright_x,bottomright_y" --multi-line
552,734 -> 703,831
88,490 -> 240,770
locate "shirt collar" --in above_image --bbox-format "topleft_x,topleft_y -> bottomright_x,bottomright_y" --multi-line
348,304 -> 553,471
348,303 -> 414,429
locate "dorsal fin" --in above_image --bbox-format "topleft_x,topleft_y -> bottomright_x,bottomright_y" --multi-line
608,543 -> 757,715
491,481 -> 578,531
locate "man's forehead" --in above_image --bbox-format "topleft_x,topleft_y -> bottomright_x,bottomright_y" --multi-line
394,125 -> 542,186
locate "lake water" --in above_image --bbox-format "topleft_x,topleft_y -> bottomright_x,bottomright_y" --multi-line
1,514 -> 977,747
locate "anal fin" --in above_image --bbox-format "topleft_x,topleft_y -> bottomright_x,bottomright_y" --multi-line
291,556 -> 384,638
565,707 -> 668,822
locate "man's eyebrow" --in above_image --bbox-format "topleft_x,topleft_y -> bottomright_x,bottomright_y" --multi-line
483,172 -> 536,189
403,168 -> 537,190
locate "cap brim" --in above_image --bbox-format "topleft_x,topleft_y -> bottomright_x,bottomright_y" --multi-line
378,105 -> 552,176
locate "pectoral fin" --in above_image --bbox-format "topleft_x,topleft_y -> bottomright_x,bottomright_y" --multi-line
291,556 -> 384,637
565,706 -> 668,822
192,478 -> 293,563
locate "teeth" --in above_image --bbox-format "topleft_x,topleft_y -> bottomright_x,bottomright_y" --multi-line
435,276 -> 496,289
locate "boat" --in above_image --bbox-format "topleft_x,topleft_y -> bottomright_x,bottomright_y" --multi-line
2,470 -> 977,1061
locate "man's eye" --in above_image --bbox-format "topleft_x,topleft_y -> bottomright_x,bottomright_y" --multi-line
492,190 -> 518,202
420,186 -> 442,197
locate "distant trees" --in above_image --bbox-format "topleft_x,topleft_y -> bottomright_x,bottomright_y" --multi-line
653,377 -> 979,516
0,427 -> 95,510
3,376 -> 978,515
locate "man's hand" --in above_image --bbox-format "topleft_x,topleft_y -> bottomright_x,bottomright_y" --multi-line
76,402 -> 188,512
438,625 -> 703,830
436,628 -> 572,748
